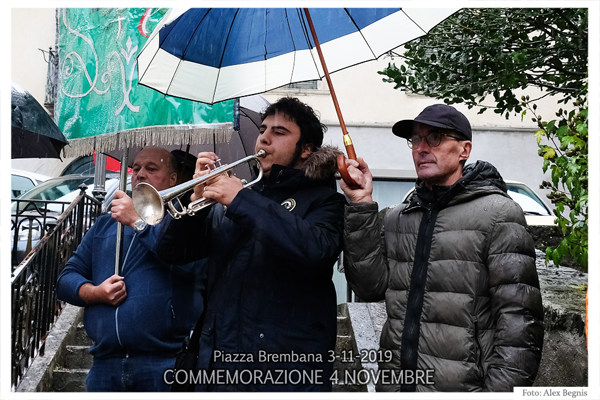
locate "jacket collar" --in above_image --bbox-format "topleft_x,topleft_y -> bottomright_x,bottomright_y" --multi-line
405,160 -> 508,212
254,145 -> 343,190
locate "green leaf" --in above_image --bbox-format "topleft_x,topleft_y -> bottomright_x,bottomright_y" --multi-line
541,146 -> 556,159
542,159 -> 549,172
556,124 -> 569,138
534,129 -> 545,145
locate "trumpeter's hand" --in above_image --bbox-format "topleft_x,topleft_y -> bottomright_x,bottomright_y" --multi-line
191,152 -> 221,202
202,174 -> 243,206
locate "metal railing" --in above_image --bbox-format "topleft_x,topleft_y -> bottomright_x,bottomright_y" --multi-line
11,199 -> 70,271
11,185 -> 102,390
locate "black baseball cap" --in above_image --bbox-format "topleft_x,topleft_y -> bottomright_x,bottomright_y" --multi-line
392,104 -> 472,141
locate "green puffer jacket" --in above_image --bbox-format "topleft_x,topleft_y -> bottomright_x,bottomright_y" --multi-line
343,161 -> 544,392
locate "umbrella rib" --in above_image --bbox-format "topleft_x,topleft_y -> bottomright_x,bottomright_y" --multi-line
181,9 -> 214,58
263,9 -> 268,90
297,9 -> 323,80
167,9 -> 213,98
263,9 -> 268,61
283,8 -> 298,84
343,8 -> 378,59
400,9 -> 428,35
212,9 -> 240,103
140,9 -> 187,95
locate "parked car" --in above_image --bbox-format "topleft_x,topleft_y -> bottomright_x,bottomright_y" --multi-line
401,180 -> 555,226
11,169 -> 51,199
11,174 -> 131,266
505,181 -> 555,226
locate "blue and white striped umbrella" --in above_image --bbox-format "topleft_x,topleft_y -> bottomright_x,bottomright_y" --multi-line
137,8 -> 458,104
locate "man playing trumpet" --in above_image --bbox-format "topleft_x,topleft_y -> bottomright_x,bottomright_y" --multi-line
57,147 -> 206,392
153,97 -> 346,391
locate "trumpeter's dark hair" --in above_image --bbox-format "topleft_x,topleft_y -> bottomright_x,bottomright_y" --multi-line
261,97 -> 327,150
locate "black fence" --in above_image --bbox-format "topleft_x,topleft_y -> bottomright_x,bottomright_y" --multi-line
12,200 -> 70,270
11,186 -> 102,390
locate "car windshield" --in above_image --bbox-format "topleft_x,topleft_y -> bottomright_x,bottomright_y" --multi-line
506,183 -> 551,216
12,176 -> 100,213
17,176 -> 95,201
11,174 -> 36,199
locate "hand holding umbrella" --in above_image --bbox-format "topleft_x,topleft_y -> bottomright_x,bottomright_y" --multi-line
338,157 -> 375,204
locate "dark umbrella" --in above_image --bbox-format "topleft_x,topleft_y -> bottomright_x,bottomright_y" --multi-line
11,81 -> 69,159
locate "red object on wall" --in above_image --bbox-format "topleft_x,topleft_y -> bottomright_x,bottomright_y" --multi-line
93,150 -> 133,174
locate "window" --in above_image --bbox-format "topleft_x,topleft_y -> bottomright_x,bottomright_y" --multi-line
11,175 -> 36,199
336,179 -> 416,209
286,80 -> 319,90
61,156 -> 95,176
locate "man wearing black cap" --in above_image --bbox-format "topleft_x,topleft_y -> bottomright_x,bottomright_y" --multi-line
339,104 -> 544,392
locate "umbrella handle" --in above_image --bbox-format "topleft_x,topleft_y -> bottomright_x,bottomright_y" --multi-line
337,134 -> 360,189
337,154 -> 361,190
304,8 -> 361,190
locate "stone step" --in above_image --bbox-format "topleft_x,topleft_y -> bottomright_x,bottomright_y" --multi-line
333,383 -> 368,392
335,334 -> 353,354
64,345 -> 93,369
52,368 -> 89,392
333,303 -> 369,392
336,316 -> 351,335
74,322 -> 94,346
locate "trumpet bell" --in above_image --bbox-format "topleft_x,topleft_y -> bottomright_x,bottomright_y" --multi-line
132,183 -> 164,226
132,149 -> 265,226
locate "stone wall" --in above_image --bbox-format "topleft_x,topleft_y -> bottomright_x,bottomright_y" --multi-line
534,250 -> 587,386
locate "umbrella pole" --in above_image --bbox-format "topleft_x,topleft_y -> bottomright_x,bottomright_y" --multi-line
303,9 -> 359,189
115,148 -> 129,275
179,144 -> 191,185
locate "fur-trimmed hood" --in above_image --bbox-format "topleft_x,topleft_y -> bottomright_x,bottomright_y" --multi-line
301,145 -> 344,181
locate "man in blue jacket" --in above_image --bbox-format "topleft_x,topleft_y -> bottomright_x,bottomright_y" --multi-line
57,147 -> 205,392
154,97 -> 346,391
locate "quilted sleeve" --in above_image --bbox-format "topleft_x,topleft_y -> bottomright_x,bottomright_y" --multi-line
484,198 -> 545,391
343,202 -> 389,302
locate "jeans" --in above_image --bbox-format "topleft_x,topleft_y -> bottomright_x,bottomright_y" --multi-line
86,354 -> 176,392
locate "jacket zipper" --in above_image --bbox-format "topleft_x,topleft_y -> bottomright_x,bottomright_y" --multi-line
114,233 -> 136,349
400,205 -> 435,391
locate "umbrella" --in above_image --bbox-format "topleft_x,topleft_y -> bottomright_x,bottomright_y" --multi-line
11,81 -> 69,159
136,7 -> 458,186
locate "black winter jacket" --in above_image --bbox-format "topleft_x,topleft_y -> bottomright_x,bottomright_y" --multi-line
344,161 -> 544,392
155,146 -> 346,391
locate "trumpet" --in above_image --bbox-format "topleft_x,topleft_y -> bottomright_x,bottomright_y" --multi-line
132,150 -> 265,225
